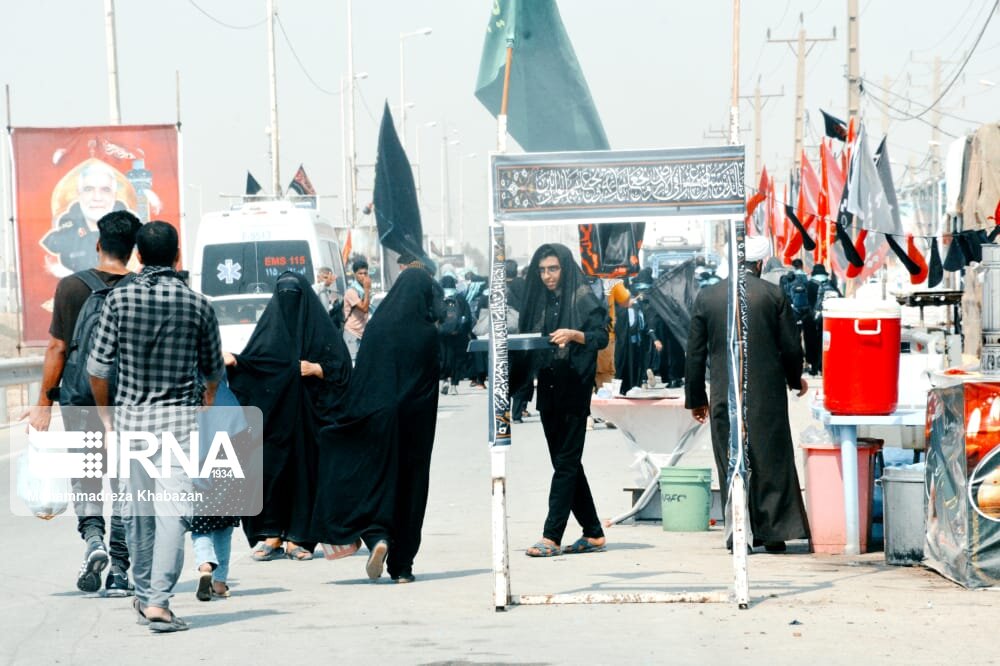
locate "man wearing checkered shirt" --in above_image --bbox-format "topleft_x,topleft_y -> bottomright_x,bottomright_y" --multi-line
88,221 -> 224,633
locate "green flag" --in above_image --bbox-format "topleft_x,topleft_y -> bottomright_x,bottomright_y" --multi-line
474,0 -> 609,151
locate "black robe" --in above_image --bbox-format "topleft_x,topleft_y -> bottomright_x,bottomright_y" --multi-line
229,271 -> 351,548
684,273 -> 810,543
311,267 -> 441,578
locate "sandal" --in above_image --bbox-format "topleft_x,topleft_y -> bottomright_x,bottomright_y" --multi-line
251,542 -> 285,562
147,610 -> 189,633
562,537 -> 606,555
320,540 -> 361,561
132,598 -> 149,626
286,545 -> 314,561
525,541 -> 561,557
196,571 -> 213,601
366,540 -> 389,580
212,583 -> 231,599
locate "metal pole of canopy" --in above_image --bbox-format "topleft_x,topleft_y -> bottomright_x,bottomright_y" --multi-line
488,42 -> 515,612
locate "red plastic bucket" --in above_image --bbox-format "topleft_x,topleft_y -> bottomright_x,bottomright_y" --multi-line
822,298 -> 901,415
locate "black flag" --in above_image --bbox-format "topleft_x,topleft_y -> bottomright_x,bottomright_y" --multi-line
372,102 -> 435,273
245,171 -> 262,195
820,109 -> 848,141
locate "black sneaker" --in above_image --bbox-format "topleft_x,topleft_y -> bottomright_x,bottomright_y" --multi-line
102,565 -> 134,598
77,541 -> 109,593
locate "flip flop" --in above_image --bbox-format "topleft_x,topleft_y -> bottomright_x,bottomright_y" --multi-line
320,540 -> 361,561
147,611 -> 189,633
196,572 -> 213,601
286,546 -> 314,561
366,540 -> 389,580
525,541 -> 561,557
562,537 -> 606,555
212,583 -> 231,599
132,598 -> 150,626
251,543 -> 285,562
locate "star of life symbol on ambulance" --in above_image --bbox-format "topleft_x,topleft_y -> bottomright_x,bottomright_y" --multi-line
26,429 -> 244,480
217,259 -> 242,284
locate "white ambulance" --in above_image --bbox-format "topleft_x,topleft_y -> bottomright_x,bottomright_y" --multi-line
191,199 -> 348,353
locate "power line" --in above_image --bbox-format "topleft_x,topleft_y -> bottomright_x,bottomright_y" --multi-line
187,0 -> 265,30
860,76 -> 983,125
274,15 -> 340,96
911,0 -> 979,54
892,0 -> 998,121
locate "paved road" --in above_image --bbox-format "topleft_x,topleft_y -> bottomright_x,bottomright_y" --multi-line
0,387 -> 994,665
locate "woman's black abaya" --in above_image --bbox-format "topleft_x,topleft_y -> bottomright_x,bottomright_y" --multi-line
228,271 -> 351,549
312,267 -> 441,579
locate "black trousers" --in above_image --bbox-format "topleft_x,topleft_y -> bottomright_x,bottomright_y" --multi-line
65,407 -> 130,570
539,411 -> 604,545
387,407 -> 436,578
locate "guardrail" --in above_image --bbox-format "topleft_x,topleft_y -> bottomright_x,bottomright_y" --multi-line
0,356 -> 44,424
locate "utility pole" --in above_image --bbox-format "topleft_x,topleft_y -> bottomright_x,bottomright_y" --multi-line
768,15 -> 837,173
847,0 -> 860,123
347,0 -> 358,229
740,78 -> 784,182
729,0 -> 741,146
266,0 -> 281,195
104,0 -> 122,124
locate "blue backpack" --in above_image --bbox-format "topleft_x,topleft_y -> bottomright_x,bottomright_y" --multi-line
780,271 -> 811,320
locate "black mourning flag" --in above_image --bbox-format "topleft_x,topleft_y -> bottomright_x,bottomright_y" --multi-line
373,102 -> 435,273
821,109 -> 848,141
246,171 -> 262,195
643,259 -> 699,351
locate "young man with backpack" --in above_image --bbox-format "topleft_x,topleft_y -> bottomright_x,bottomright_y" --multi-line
779,259 -> 813,373
438,275 -> 472,394
22,210 -> 142,595
806,264 -> 842,374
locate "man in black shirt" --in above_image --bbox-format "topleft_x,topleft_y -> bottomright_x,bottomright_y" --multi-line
519,244 -> 610,557
23,210 -> 142,594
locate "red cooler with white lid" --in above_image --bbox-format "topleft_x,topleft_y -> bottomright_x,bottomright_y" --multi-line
822,298 -> 901,415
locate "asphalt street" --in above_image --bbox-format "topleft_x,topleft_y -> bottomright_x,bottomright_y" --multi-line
1,386 -> 995,665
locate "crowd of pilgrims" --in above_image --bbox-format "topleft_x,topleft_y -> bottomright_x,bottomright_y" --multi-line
219,252 -> 698,582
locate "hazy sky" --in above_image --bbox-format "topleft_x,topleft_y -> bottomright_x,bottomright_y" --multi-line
2,0 -> 998,263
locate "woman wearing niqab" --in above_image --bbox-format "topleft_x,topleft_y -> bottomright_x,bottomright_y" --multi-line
226,271 -> 351,561
311,267 -> 441,582
519,244 -> 610,558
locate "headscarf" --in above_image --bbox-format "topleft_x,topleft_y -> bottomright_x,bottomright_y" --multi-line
520,243 -> 601,335
228,271 -> 351,426
333,267 -> 441,424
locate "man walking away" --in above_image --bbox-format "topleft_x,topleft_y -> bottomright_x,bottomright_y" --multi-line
22,210 -> 141,595
88,221 -> 224,632
685,235 -> 810,553
343,259 -> 371,361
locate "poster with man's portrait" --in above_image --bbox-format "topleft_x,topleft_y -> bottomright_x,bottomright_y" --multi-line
11,125 -> 180,345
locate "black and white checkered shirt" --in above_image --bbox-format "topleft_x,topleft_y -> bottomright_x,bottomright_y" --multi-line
87,265 -> 224,408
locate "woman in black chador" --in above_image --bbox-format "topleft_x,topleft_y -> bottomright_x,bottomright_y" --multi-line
520,244 -> 610,558
311,267 -> 441,583
226,271 -> 351,561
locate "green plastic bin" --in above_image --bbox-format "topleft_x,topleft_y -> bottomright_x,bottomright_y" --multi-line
659,467 -> 712,531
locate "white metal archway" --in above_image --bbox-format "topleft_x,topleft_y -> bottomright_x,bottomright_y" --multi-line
484,145 -> 754,610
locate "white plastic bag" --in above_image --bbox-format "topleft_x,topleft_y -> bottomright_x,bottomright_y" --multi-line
15,429 -> 71,520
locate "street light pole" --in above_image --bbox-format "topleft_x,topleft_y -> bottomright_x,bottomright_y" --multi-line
346,0 -> 357,228
399,27 -> 432,152
459,152 -> 477,250
415,120 -> 437,202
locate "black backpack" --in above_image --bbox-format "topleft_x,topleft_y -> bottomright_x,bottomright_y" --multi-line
59,270 -> 132,406
813,280 -> 840,315
780,272 -> 811,321
439,296 -> 466,336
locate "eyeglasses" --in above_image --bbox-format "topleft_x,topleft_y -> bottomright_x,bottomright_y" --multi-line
538,265 -> 561,275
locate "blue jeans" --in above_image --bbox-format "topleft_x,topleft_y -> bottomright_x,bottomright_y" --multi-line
191,527 -> 233,583
343,331 -> 361,362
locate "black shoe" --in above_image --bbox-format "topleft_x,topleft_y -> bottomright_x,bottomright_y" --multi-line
441,384 -> 449,395
392,571 -> 416,584
102,565 -> 134,598
512,417 -> 523,424
77,541 -> 109,593
764,541 -> 787,553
